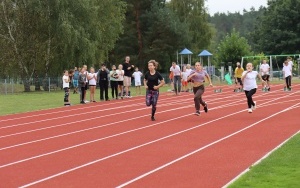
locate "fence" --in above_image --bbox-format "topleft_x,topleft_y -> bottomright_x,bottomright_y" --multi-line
0,77 -> 63,95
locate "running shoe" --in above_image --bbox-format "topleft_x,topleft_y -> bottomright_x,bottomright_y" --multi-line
248,109 -> 253,113
195,111 -> 200,116
252,101 -> 256,110
151,116 -> 155,121
204,103 -> 208,113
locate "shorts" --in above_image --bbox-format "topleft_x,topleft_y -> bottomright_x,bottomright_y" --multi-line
72,79 -> 78,87
118,81 -> 124,86
262,75 -> 270,81
123,76 -> 131,87
84,83 -> 88,90
181,81 -> 187,86
135,81 -> 141,86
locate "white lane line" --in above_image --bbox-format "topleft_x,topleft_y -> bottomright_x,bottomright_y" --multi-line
0,100 -> 246,168
222,130 -> 300,188
116,104 -> 300,188
0,97 -> 241,151
0,92 -> 242,138
18,101 -> 299,188
0,94 -> 194,129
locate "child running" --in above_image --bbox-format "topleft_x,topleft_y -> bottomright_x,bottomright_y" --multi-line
241,63 -> 265,113
187,62 -> 213,116
144,60 -> 165,121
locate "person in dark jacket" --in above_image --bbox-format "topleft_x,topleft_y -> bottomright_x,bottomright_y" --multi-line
97,64 -> 110,101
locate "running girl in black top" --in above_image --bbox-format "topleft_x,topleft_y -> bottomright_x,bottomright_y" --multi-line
144,60 -> 165,121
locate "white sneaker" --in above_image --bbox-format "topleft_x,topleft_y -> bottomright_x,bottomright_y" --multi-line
252,101 -> 256,110
248,109 -> 253,113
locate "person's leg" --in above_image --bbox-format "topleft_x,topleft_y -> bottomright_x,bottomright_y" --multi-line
105,81 -> 109,100
287,76 -> 291,89
146,90 -> 152,106
173,76 -> 178,94
151,91 -> 159,120
194,86 -> 205,114
244,89 -> 256,109
81,87 -> 85,103
285,77 -> 289,89
177,76 -> 181,94
99,82 -> 104,100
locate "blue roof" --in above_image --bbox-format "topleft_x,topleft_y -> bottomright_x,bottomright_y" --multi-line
179,48 -> 193,55
198,50 -> 212,56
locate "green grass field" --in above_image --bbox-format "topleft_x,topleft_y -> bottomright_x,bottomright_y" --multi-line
228,133 -> 300,188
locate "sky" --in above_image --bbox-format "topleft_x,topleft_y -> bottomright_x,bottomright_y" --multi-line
206,0 -> 268,15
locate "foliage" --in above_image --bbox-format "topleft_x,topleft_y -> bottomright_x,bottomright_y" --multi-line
216,29 -> 252,67
251,0 -> 300,54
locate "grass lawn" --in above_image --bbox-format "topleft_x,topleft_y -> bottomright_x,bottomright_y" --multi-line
228,133 -> 300,188
0,85 -> 171,116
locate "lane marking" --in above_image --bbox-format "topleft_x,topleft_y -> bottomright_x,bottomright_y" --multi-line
18,101 -> 299,188
116,104 -> 300,188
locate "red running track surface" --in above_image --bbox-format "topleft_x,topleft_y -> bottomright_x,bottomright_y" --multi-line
0,84 -> 299,187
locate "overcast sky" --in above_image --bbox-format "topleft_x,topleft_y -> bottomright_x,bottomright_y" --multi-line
206,0 -> 268,15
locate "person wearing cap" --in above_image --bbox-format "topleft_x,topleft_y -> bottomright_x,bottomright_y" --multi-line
97,64 -> 110,101
234,62 -> 244,91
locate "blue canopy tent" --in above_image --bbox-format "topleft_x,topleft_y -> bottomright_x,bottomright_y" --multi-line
198,50 -> 214,75
178,48 -> 193,68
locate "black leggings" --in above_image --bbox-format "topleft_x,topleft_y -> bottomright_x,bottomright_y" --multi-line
111,81 -> 118,98
285,76 -> 291,89
193,85 -> 206,111
244,88 -> 256,108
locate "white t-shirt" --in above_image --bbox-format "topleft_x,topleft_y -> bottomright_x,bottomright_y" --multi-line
116,70 -> 124,81
62,75 -> 69,88
170,65 -> 181,76
242,71 -> 258,91
132,71 -> 142,86
182,71 -> 188,81
88,73 -> 97,85
282,65 -> 292,78
260,63 -> 270,75
186,68 -> 192,76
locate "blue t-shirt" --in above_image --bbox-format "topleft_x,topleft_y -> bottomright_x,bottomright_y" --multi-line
73,70 -> 79,80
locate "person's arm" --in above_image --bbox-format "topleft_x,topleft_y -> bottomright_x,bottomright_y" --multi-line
257,72 -> 266,84
144,78 -> 148,89
205,73 -> 213,87
241,71 -> 248,81
153,79 -> 165,90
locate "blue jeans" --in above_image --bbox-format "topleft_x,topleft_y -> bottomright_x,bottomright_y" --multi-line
173,75 -> 181,94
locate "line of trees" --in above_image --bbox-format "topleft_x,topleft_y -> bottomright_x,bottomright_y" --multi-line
1,0 -> 300,91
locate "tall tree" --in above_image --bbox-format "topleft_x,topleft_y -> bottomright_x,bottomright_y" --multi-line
251,0 -> 300,54
168,0 -> 212,53
216,29 -> 252,67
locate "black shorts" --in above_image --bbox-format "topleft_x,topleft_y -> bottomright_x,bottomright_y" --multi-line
118,81 -> 124,86
262,75 -> 270,81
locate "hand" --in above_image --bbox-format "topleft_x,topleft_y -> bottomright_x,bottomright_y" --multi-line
209,83 -> 213,87
153,85 -> 159,90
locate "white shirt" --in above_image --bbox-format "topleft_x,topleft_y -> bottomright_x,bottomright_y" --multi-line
186,68 -> 192,76
288,61 -> 293,71
88,73 -> 97,85
170,65 -> 181,76
260,63 -> 270,75
242,71 -> 258,91
116,69 -> 124,81
132,71 -> 142,82
283,65 -> 292,78
62,75 -> 69,88
182,71 -> 188,81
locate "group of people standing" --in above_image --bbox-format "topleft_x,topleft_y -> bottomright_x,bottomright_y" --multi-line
62,56 -> 143,105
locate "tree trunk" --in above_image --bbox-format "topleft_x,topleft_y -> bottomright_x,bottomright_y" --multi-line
23,77 -> 31,92
135,3 -> 143,60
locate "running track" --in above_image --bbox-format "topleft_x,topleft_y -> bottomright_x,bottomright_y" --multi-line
0,84 -> 299,187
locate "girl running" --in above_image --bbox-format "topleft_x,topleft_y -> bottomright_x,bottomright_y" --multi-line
241,62 -> 265,113
144,60 -> 165,121
187,62 -> 213,116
